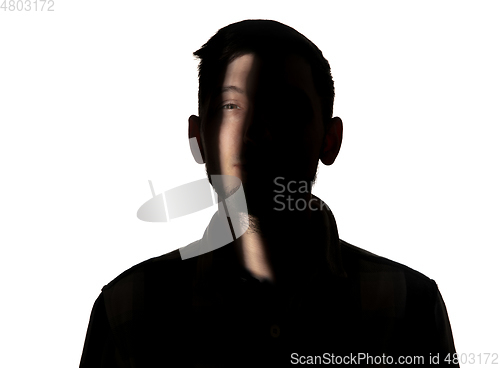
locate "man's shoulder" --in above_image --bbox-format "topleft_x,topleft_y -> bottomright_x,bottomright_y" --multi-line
340,239 -> 438,298
101,241 -> 200,295
97,242 -> 202,330
339,240 -> 456,355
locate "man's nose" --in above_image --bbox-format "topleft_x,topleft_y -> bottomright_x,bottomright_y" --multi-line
243,86 -> 288,144
243,98 -> 276,146
243,110 -> 272,146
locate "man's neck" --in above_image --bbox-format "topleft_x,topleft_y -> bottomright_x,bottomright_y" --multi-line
231,192 -> 323,285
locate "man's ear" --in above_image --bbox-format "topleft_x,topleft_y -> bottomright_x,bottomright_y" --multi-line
320,116 -> 343,166
188,115 -> 205,164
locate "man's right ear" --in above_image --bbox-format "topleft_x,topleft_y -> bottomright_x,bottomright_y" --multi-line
188,115 -> 205,164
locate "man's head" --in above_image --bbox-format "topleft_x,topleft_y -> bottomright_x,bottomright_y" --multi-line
188,20 -> 342,214
194,20 -> 334,126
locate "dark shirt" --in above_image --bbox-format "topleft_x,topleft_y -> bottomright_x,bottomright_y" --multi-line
80,197 -> 458,367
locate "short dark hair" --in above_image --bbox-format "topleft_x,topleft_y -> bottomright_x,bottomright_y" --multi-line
193,19 -> 334,125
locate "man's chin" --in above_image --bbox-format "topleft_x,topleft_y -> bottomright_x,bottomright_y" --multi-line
206,164 -> 317,215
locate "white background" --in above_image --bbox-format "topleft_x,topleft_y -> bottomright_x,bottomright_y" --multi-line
1,1 -> 499,367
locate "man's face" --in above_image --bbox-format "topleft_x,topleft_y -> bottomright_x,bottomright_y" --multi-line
198,53 -> 327,210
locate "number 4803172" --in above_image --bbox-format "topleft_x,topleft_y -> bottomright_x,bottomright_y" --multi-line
1,0 -> 55,11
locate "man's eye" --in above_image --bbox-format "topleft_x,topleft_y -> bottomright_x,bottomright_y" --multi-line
221,103 -> 240,110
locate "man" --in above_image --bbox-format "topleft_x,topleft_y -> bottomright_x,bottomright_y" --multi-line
80,20 -> 458,367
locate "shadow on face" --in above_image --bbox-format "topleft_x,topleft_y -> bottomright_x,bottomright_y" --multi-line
202,53 -> 326,209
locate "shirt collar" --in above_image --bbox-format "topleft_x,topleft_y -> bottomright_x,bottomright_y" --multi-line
189,194 -> 345,291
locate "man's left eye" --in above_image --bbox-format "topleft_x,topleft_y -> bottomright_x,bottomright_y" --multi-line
221,103 -> 240,110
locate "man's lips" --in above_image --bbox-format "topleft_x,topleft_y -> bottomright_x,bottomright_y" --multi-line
233,161 -> 274,177
234,160 -> 258,168
233,161 -> 259,173
233,159 -> 250,167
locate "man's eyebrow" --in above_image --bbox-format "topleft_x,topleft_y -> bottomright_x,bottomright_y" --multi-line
216,85 -> 245,95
